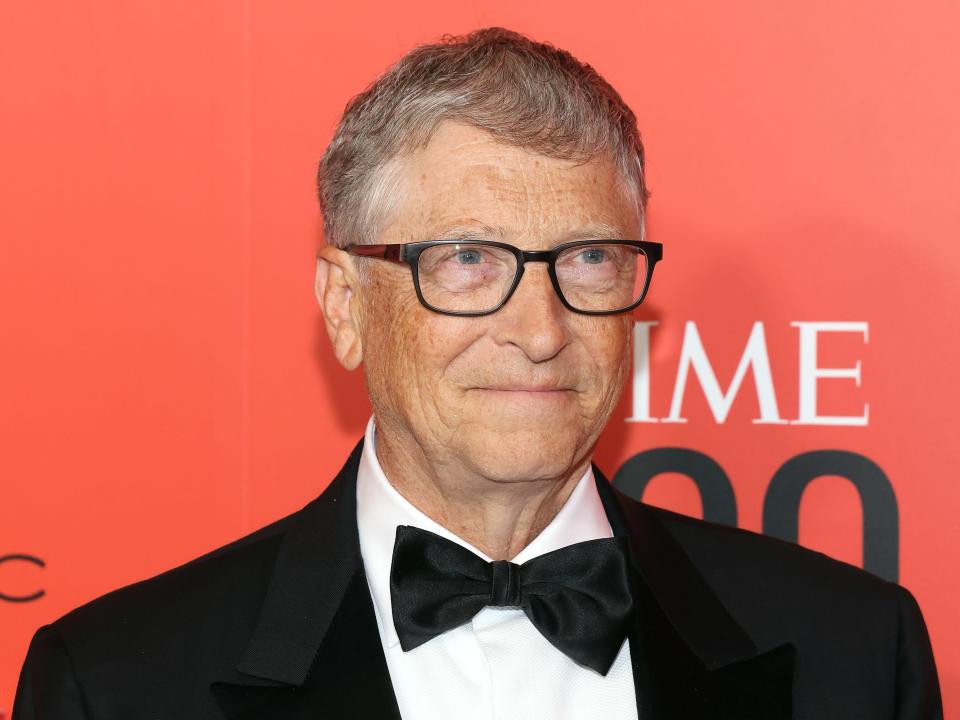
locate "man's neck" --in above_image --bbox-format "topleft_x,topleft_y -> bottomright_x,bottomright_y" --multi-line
373,424 -> 590,560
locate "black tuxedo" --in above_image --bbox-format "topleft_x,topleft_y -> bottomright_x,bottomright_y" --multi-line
14,439 -> 942,719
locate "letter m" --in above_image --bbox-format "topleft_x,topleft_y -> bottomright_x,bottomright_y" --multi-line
665,321 -> 783,424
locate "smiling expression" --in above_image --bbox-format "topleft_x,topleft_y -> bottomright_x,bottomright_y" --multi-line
354,121 -> 642,485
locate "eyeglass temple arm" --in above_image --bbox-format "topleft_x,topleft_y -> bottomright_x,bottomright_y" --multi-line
343,244 -> 405,263
644,242 -> 663,263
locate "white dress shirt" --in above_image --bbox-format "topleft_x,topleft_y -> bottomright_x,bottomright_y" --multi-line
356,417 -> 639,720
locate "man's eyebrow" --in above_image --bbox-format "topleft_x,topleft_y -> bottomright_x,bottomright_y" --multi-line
422,222 -> 504,241
562,222 -> 631,240
419,221 -> 635,243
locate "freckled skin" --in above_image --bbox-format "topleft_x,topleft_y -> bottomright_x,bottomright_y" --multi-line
317,122 -> 642,558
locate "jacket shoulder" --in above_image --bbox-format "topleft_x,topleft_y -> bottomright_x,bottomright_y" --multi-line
51,505 -> 300,648
631,499 -> 910,650
639,499 -> 895,594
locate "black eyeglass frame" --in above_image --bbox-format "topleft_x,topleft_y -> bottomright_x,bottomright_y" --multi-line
343,238 -> 663,317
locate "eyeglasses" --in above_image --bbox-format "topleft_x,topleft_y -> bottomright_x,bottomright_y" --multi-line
344,239 -> 662,316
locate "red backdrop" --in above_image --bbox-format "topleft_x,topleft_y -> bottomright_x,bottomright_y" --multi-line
2,1 -> 958,716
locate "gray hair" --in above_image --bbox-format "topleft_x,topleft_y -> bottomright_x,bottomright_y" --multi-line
317,27 -> 649,249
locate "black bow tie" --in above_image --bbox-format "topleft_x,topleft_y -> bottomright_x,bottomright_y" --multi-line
389,525 -> 635,675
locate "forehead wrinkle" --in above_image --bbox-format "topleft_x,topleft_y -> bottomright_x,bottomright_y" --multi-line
386,128 -> 641,247
494,162 -> 638,240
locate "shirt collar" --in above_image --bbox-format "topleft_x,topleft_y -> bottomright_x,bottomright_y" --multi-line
355,416 -> 613,648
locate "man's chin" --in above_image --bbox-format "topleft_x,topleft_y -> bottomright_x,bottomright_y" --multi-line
463,388 -> 582,424
457,429 -> 587,484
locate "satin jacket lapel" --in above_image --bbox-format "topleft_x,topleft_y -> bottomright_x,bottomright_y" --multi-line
594,467 -> 796,720
210,439 -> 402,720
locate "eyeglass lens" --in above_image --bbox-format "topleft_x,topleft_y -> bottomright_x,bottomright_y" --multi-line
416,242 -> 649,314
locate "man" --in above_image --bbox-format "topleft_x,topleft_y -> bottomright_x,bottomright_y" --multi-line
14,27 -> 942,720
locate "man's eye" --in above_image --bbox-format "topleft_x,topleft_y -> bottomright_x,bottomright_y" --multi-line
579,248 -> 607,264
455,249 -> 484,264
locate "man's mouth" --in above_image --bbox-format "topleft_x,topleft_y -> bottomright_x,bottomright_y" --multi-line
471,383 -> 576,397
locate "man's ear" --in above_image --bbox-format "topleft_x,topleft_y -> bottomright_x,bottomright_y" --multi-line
315,246 -> 364,370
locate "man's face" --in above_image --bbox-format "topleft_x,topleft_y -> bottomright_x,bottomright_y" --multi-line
356,121 -> 641,484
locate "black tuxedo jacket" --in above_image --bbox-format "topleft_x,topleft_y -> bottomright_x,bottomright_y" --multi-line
15,439 -> 943,719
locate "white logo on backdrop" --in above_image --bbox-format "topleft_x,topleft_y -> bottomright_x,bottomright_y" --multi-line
628,321 -> 869,426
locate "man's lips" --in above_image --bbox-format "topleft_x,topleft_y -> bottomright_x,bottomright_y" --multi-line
471,384 -> 576,393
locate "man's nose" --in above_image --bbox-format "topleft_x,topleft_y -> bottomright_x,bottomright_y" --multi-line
488,262 -> 571,363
